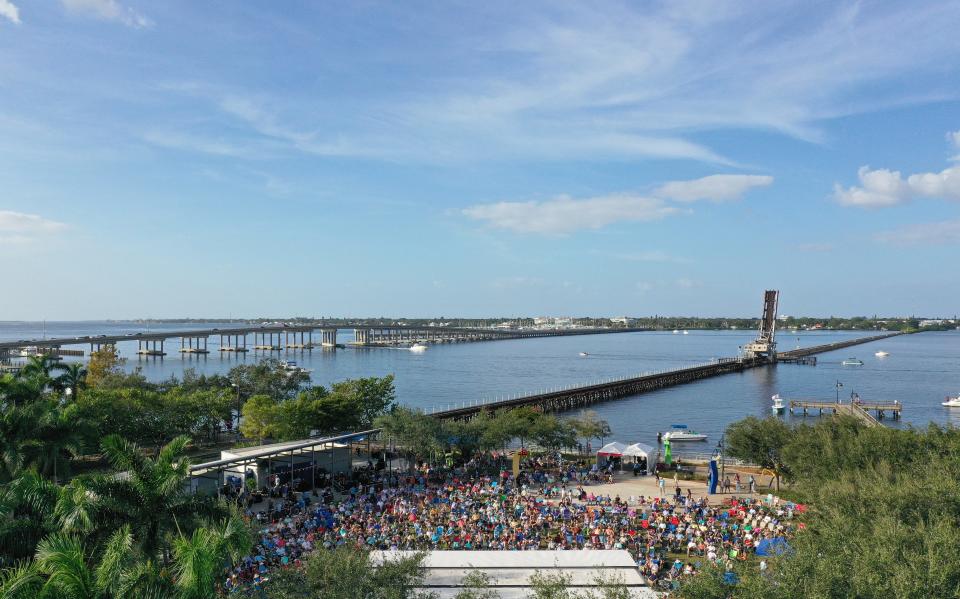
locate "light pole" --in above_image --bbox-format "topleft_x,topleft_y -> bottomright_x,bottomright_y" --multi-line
836,380 -> 843,403
231,383 -> 241,441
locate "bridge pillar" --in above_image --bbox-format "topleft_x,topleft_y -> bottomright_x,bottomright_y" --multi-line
354,329 -> 368,345
321,328 -> 338,347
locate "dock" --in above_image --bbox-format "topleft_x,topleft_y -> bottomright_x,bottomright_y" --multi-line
789,399 -> 901,426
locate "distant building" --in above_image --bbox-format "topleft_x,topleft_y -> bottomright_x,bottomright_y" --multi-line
919,319 -> 947,327
610,317 -> 636,326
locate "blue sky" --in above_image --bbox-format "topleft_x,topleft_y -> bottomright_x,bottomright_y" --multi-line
1,0 -> 958,320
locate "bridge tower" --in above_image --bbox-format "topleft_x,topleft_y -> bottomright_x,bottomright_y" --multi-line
742,289 -> 779,361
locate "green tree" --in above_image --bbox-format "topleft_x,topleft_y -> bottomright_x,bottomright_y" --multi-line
77,435 -> 228,559
725,416 -> 792,490
329,375 -> 397,429
172,515 -> 252,599
51,363 -> 87,398
265,546 -> 431,599
240,394 -> 278,443
455,571 -> 501,599
374,406 -> 441,468
570,411 -> 611,448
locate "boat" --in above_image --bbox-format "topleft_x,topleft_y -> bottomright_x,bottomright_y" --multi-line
663,430 -> 708,442
672,329 -> 680,334
280,360 -> 312,374
579,352 -> 589,357
682,330 -> 689,335
874,351 -> 889,357
841,358 -> 864,366
409,343 -> 428,352
771,393 -> 785,414
942,394 -> 960,407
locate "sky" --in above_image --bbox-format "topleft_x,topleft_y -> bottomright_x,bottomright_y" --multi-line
1,0 -> 959,320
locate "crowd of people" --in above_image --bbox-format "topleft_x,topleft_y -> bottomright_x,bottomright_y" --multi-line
221,454 -> 799,594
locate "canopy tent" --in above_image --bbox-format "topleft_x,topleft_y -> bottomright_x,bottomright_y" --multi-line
755,537 -> 791,557
596,441 -> 627,457
622,443 -> 655,461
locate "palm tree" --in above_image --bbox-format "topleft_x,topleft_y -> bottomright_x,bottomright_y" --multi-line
0,403 -> 45,483
20,401 -> 88,484
51,363 -> 87,399
80,434 -> 229,559
0,471 -> 59,566
0,373 -> 47,406
19,355 -> 58,380
172,515 -> 252,599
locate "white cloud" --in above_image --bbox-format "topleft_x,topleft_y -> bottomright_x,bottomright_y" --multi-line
60,0 -> 150,28
463,194 -> 677,234
949,130 -> 960,149
0,211 -> 68,244
0,0 -> 19,24
834,165 -> 960,207
0,211 -> 67,233
875,220 -> 960,246
654,174 -> 773,203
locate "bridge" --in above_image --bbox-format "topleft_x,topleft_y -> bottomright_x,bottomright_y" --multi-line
424,290 -> 903,421
0,323 -> 650,359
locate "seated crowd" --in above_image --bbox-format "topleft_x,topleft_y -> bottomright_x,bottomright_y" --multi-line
221,454 -> 798,593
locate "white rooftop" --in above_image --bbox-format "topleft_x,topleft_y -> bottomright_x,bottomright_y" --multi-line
370,550 -> 660,599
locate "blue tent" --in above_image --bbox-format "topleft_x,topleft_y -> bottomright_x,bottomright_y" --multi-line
755,537 -> 791,556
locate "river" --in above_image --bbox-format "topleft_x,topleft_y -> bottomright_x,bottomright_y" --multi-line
2,322 -> 958,452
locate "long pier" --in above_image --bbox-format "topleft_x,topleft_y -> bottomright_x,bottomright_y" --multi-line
788,400 -> 900,426
431,332 -> 904,420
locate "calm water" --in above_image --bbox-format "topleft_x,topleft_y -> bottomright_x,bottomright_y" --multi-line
3,322 -> 958,450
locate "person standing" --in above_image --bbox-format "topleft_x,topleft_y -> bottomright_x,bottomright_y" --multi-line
748,475 -> 756,494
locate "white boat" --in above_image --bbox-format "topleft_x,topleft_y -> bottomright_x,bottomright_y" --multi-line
579,352 -> 589,357
682,330 -> 689,335
409,343 -> 428,352
663,430 -> 708,442
672,329 -> 680,334
875,351 -> 889,357
841,358 -> 864,366
280,360 -> 312,374
771,394 -> 785,414
942,394 -> 960,407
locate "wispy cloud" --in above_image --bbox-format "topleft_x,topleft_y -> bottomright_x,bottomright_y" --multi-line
60,0 -> 150,28
146,3 -> 960,165
0,211 -> 68,244
463,194 -> 677,234
875,220 -> 960,246
950,129 -> 960,161
834,164 -> 960,207
0,0 -> 20,24
654,175 -> 773,203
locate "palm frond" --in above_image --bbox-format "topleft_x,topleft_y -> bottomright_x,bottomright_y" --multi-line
35,533 -> 96,598
0,560 -> 43,599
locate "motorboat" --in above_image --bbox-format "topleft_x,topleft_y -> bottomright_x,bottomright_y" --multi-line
841,358 -> 864,366
663,430 -> 708,442
771,394 -> 785,414
672,329 -> 680,334
280,360 -> 312,374
579,352 -> 589,357
682,330 -> 689,335
874,351 -> 889,357
942,394 -> 960,407
409,343 -> 428,352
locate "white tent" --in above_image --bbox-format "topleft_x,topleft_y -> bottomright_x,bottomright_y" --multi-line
596,441 -> 627,457
622,443 -> 655,462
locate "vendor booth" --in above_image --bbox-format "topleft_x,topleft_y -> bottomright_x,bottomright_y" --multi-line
622,443 -> 655,475
596,441 -> 627,469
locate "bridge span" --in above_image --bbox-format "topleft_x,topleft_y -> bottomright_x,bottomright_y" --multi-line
429,331 -> 903,420
0,324 -> 650,359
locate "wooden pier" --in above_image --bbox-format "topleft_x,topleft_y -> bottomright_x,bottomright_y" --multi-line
788,399 -> 901,426
430,331 -> 903,421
